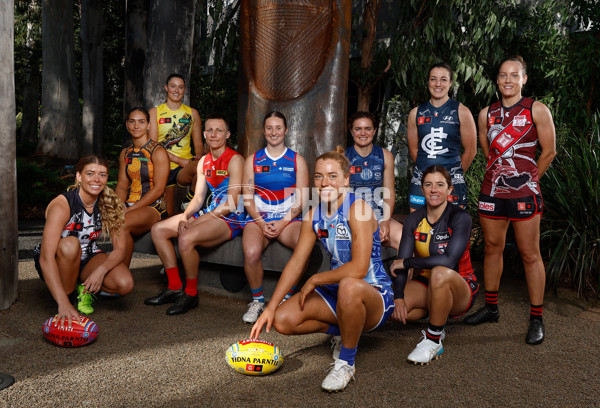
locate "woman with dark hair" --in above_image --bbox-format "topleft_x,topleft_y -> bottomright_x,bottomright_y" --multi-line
250,147 -> 394,392
116,107 -> 169,266
464,56 -> 556,345
35,155 -> 132,321
391,165 -> 478,364
407,62 -> 477,211
240,111 -> 309,324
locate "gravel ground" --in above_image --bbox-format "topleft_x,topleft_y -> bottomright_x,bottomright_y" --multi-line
1,257 -> 599,407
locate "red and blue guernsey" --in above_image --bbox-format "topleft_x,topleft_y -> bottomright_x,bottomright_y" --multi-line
312,193 -> 392,290
196,147 -> 245,220
252,147 -> 299,222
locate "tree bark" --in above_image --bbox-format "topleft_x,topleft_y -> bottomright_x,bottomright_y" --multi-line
143,0 -> 196,109
123,0 -> 148,120
356,0 -> 382,112
38,0 -> 80,160
20,0 -> 42,148
0,0 -> 19,310
81,0 -> 104,154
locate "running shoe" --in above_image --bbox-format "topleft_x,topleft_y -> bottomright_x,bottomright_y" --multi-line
321,360 -> 355,392
242,300 -> 265,324
331,335 -> 341,360
407,330 -> 443,365
76,284 -> 96,315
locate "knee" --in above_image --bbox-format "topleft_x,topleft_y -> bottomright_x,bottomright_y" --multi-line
272,309 -> 294,335
113,274 -> 134,295
484,239 -> 505,255
337,277 -> 363,307
518,248 -> 542,265
56,237 -> 81,261
429,266 -> 453,291
178,232 -> 197,253
243,243 -> 263,265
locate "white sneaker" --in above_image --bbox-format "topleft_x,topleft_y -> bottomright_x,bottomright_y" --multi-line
331,335 -> 341,360
321,360 -> 355,392
242,300 -> 265,324
407,330 -> 444,365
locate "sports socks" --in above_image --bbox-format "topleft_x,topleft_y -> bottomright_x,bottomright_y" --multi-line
185,278 -> 198,297
251,286 -> 265,303
185,191 -> 194,202
426,323 -> 445,344
484,290 -> 499,312
338,344 -> 357,366
530,304 -> 543,321
283,285 -> 297,300
165,267 -> 183,291
326,325 -> 341,336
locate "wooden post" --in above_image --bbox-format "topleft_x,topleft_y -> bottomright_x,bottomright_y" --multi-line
238,0 -> 352,167
0,0 -> 19,310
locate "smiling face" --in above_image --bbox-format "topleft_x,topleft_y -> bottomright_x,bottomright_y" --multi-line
421,171 -> 453,208
126,110 -> 150,141
350,117 -> 376,148
203,118 -> 230,151
76,163 -> 109,200
263,116 -> 287,148
428,67 -> 452,102
165,77 -> 185,103
314,158 -> 349,205
497,60 -> 527,99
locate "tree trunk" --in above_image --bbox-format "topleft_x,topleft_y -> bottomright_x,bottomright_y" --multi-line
0,0 -> 19,310
143,0 -> 196,109
123,0 -> 148,124
38,0 -> 80,160
20,0 -> 42,148
356,0 -> 382,112
81,0 -> 104,155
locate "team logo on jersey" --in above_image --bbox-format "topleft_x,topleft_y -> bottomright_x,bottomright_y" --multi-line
65,222 -> 84,231
350,166 -> 362,174
513,115 -> 527,127
255,165 -> 270,173
158,118 -> 172,124
421,127 -> 449,158
317,228 -> 329,238
418,116 -> 432,125
414,231 -> 428,242
496,133 -> 513,148
335,224 -> 350,240
488,117 -> 502,126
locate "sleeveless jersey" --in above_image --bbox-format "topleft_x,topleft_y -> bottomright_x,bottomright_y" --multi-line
345,145 -> 385,220
60,189 -> 103,262
481,97 -> 540,198
312,193 -> 392,289
155,103 -> 194,170
398,203 -> 474,280
252,147 -> 298,220
123,139 -> 162,206
202,147 -> 242,214
414,98 -> 462,171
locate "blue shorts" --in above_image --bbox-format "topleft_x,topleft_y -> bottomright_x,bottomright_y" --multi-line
192,210 -> 245,239
315,282 -> 395,331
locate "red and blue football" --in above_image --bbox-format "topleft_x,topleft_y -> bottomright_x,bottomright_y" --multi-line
42,315 -> 99,347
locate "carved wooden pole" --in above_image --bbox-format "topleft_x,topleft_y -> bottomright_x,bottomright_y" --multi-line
238,0 -> 351,168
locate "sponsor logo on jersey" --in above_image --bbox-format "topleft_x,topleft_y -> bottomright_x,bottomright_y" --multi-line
517,202 -> 533,211
255,165 -> 270,173
281,167 -> 294,172
414,231 -> 428,242
434,233 -> 450,242
409,195 -> 425,205
418,116 -> 432,125
488,117 -> 502,126
335,224 -> 350,240
513,115 -> 527,127
205,169 -> 212,177
158,118 -> 172,124
179,118 -> 191,124
479,201 -> 495,211
317,228 -> 329,239
89,231 -> 101,240
350,166 -> 362,174
216,170 -> 228,176
421,127 -> 449,158
360,168 -> 373,180
443,116 -> 453,121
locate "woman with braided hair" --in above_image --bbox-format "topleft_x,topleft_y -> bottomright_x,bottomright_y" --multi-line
35,155 -> 133,322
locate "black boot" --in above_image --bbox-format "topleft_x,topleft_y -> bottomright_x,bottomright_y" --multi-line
526,319 -> 545,345
464,306 -> 499,325
144,288 -> 183,306
166,293 -> 199,315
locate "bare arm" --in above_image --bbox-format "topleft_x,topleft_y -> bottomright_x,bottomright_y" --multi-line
458,103 -> 477,172
241,154 -> 268,229
478,107 -> 490,158
407,107 -> 419,162
532,101 -> 557,178
191,108 -> 204,159
149,107 -> 158,143
115,148 -> 129,203
379,148 -> 396,243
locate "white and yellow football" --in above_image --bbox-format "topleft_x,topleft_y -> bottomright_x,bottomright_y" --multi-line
225,339 -> 284,376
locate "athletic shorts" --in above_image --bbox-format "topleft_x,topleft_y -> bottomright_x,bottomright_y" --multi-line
315,282 -> 395,331
127,199 -> 168,220
412,272 -> 479,318
33,244 -> 103,282
166,166 -> 182,187
478,193 -> 543,220
192,210 -> 245,239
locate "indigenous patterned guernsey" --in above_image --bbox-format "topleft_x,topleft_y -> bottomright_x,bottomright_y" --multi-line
312,193 -> 391,289
252,147 -> 298,221
481,97 -> 540,198
123,139 -> 162,206
345,145 -> 385,221
155,103 -> 194,169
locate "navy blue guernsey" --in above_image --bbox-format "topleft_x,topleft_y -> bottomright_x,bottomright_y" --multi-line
345,145 -> 385,220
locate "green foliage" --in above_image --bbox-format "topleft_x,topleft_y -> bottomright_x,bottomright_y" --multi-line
541,114 -> 600,298
17,158 -> 71,219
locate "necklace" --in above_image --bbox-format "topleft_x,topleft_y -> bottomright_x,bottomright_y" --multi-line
79,191 -> 98,208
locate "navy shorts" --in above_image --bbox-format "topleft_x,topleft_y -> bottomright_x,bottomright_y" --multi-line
34,244 -> 103,282
166,166 -> 182,187
478,192 -> 543,220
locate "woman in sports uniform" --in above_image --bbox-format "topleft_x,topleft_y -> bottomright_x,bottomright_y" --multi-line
345,111 -> 403,249
391,165 -> 478,364
145,114 -> 246,316
407,62 -> 477,210
116,107 -> 169,267
35,155 -> 132,322
250,147 -> 394,392
464,56 -> 556,345
240,111 -> 309,324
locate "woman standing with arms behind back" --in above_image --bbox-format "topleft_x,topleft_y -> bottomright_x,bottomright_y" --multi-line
464,56 -> 556,345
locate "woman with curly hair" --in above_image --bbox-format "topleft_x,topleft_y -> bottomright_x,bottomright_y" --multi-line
35,155 -> 133,322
